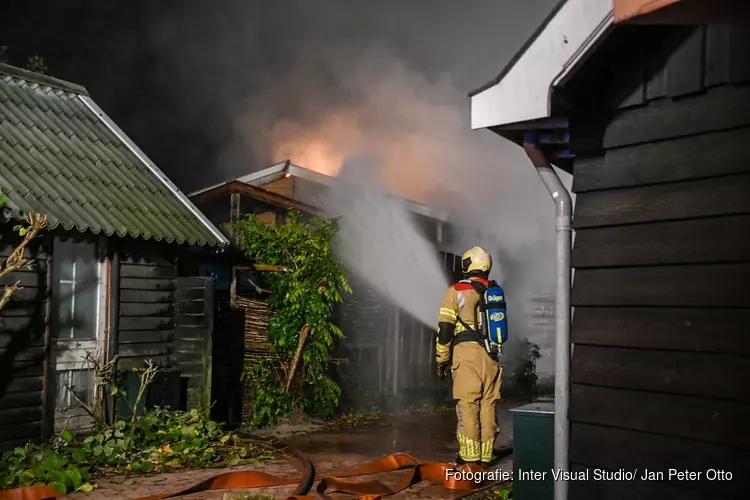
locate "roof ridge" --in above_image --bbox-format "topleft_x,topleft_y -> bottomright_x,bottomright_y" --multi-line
0,62 -> 89,96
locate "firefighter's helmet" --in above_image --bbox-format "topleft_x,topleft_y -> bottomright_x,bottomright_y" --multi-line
461,246 -> 492,274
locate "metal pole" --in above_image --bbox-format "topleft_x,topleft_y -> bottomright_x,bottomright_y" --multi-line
523,135 -> 572,500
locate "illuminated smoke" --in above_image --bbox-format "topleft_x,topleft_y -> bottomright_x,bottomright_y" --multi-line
148,0 -> 569,383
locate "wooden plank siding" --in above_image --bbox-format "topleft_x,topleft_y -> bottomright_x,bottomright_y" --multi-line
567,24 -> 750,500
173,277 -> 214,414
0,236 -> 50,450
117,254 -> 176,371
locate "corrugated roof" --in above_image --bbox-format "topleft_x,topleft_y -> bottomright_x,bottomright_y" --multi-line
0,63 -> 228,248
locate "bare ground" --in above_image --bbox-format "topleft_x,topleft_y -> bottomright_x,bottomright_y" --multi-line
61,402 -> 520,499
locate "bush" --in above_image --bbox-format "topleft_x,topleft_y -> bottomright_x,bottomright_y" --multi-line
0,408 -> 272,494
233,211 -> 351,427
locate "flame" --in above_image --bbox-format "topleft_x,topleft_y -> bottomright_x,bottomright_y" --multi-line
270,112 -> 364,178
267,110 -> 447,206
274,136 -> 345,177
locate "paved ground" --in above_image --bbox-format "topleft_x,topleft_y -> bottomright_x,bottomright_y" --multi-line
62,402 -> 519,500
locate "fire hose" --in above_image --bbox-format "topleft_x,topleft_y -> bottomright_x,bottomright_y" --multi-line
0,442 -> 493,500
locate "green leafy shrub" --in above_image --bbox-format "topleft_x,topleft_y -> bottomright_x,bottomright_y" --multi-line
241,359 -> 295,428
515,339 -> 542,401
0,408 -> 272,494
233,211 -> 351,427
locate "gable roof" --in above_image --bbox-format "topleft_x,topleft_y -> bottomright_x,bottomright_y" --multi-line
189,161 -> 450,222
189,178 -> 322,216
470,0 -> 614,130
0,63 -> 228,248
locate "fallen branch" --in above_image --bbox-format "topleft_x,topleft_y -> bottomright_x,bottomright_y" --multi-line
285,324 -> 310,393
64,382 -> 99,421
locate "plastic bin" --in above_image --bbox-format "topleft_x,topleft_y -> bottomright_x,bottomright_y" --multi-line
510,402 -> 554,500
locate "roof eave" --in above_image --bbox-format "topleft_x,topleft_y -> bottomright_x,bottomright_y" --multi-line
470,0 -> 614,131
189,180 -> 322,216
77,95 -> 230,248
468,0 -> 569,98
238,160 -> 290,186
187,161 -> 291,197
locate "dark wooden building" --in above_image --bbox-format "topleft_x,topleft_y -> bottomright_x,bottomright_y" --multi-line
471,1 -> 749,498
0,63 -> 228,450
188,161 -> 460,418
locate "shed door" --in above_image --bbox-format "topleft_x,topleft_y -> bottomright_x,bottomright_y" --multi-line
50,236 -> 107,433
173,277 -> 214,415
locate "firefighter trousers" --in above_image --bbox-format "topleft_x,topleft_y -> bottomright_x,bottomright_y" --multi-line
451,342 -> 502,463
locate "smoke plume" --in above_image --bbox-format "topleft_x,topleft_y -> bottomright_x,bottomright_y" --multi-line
229,44 -> 570,364
148,0 -> 569,379
319,155 -> 448,327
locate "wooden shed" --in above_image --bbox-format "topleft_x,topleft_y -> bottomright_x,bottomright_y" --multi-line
470,1 -> 749,498
0,63 -> 229,450
187,162 -> 461,417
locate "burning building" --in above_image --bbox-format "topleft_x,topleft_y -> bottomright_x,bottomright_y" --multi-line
185,160 -> 462,421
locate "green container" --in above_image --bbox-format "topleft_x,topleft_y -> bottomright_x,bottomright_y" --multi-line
116,371 -> 146,422
510,402 -> 554,500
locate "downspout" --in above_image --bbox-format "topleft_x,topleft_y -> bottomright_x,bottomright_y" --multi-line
522,131 -> 572,500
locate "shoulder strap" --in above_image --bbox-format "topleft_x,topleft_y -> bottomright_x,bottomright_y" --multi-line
469,280 -> 487,296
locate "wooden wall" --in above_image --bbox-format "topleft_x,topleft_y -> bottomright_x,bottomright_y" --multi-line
567,24 -> 750,500
0,235 -> 49,450
335,251 -> 461,409
117,247 -> 176,371
263,177 -> 294,198
0,232 -> 218,449
117,243 -> 216,414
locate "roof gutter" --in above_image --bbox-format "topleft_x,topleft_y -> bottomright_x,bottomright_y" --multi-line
522,131 -> 572,500
78,96 -> 230,248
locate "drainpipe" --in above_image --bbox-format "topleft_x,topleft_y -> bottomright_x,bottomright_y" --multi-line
522,131 -> 572,500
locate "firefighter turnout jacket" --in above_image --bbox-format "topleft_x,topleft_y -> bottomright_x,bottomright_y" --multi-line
436,277 -> 490,363
436,276 -> 501,464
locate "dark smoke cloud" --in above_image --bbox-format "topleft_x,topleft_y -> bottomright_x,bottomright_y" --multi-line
144,0 -> 560,188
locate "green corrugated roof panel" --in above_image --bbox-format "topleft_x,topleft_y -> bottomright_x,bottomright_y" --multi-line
0,64 -> 226,248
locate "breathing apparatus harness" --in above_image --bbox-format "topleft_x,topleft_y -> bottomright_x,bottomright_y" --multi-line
452,276 -> 509,360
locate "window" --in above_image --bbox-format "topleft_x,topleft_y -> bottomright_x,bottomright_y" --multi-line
52,238 -> 100,340
54,369 -> 93,408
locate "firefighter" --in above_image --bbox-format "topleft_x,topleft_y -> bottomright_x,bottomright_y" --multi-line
436,246 -> 502,467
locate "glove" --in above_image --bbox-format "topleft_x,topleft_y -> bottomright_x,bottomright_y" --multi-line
437,361 -> 451,379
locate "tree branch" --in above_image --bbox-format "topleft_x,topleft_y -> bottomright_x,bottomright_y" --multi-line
0,212 -> 47,314
3,213 -> 47,274
64,381 -> 100,423
0,281 -> 21,311
285,323 -> 310,393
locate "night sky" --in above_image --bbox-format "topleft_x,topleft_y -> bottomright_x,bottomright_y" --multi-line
0,0 -> 560,194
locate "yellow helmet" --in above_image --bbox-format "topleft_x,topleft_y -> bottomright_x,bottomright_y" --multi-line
461,246 -> 492,274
